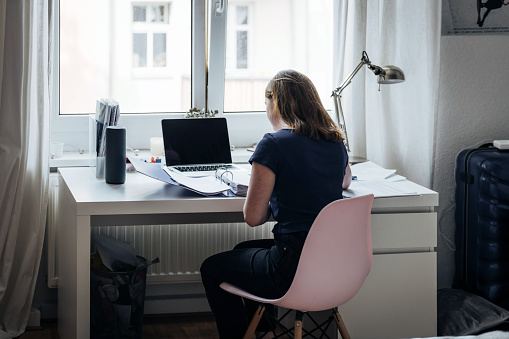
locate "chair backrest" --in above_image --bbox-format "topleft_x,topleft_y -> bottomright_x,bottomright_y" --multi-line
273,194 -> 374,312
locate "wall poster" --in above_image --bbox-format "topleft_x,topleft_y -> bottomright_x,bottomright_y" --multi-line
443,0 -> 509,35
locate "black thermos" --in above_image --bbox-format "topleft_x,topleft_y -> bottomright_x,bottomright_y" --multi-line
105,126 -> 126,184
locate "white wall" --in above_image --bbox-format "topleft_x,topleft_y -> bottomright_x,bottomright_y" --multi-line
434,35 -> 509,288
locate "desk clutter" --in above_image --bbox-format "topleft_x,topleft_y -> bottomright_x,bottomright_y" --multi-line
128,156 -> 250,196
90,99 -> 122,180
344,161 -> 419,198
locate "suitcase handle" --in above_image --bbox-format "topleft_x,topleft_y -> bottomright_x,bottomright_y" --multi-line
479,142 -> 494,149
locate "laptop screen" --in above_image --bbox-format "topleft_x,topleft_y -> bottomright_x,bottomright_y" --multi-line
161,118 -> 233,166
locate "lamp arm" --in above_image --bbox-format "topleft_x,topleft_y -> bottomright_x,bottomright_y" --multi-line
331,51 -> 385,153
332,51 -> 385,96
331,51 -> 399,155
331,56 -> 369,153
332,58 -> 368,96
333,91 -> 350,153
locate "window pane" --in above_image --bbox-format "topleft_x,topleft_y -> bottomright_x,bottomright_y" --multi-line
60,1 -> 191,114
225,0 -> 333,112
153,33 -> 167,67
236,31 -> 248,69
236,6 -> 248,25
133,5 -> 146,22
150,5 -> 167,23
133,33 -> 147,67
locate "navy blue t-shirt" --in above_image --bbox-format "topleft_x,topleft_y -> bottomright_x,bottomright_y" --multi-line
249,129 -> 349,234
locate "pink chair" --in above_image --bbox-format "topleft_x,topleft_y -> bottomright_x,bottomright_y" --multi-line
220,194 -> 374,339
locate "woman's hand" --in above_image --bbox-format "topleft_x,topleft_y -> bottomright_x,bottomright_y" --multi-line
243,162 -> 275,227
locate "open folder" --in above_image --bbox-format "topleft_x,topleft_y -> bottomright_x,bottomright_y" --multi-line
215,169 -> 250,196
128,157 -> 248,196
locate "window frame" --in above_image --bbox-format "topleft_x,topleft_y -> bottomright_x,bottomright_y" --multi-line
50,0 -> 279,152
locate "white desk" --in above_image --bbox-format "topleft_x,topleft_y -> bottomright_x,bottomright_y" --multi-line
56,167 -> 438,339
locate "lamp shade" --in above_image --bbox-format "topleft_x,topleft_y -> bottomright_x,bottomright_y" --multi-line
378,65 -> 405,84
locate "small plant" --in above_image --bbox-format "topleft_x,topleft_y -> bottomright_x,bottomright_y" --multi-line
184,107 -> 219,118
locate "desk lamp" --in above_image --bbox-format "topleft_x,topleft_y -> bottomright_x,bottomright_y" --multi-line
332,51 -> 405,153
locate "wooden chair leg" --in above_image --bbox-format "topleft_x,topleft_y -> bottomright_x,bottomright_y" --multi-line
333,309 -> 351,339
294,311 -> 304,339
244,304 -> 265,339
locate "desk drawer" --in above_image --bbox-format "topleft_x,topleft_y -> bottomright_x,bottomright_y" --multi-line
340,252 -> 437,338
371,213 -> 437,250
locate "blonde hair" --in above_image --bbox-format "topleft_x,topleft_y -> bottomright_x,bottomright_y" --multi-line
265,70 -> 344,142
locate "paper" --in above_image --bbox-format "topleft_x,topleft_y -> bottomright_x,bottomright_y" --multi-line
343,180 -> 419,198
351,161 -> 396,181
93,234 -> 137,271
95,99 -> 120,157
385,174 -> 407,182
128,157 -> 178,185
165,169 -> 231,195
129,157 -> 233,196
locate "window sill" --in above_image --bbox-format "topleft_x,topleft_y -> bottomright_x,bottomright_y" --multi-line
49,148 -> 253,169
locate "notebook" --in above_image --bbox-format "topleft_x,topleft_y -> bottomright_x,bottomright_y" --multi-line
161,118 -> 246,177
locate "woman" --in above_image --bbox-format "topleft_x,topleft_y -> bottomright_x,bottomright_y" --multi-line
200,69 -> 351,338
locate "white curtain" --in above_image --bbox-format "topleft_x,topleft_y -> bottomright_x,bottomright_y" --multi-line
333,0 -> 441,188
0,0 -> 51,337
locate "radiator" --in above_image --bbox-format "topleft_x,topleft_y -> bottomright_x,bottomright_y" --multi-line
47,173 -> 60,288
90,223 -> 274,284
47,173 -> 274,287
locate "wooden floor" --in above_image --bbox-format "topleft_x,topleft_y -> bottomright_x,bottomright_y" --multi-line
18,313 -> 220,339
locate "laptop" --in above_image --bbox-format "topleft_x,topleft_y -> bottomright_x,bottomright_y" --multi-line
161,118 -> 246,177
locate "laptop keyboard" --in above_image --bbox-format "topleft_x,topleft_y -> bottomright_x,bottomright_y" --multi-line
174,164 -> 236,172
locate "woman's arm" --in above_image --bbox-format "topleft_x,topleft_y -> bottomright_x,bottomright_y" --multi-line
342,163 -> 352,189
243,162 -> 275,227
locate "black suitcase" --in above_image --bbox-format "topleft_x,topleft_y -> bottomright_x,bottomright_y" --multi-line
454,143 -> 509,309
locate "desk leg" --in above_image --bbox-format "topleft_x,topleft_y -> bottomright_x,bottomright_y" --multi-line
58,208 -> 91,339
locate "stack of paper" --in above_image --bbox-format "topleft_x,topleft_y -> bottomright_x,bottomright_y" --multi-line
95,99 -> 120,158
94,99 -> 120,178
343,161 -> 418,198
349,161 -> 397,181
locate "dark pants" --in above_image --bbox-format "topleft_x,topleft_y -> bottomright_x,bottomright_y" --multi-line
200,232 -> 308,339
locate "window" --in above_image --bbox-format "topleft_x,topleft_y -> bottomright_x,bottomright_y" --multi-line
59,0 -> 190,115
234,6 -> 249,69
153,33 -> 167,67
133,4 -> 169,23
224,0 -> 333,113
53,0 -> 333,150
133,33 -> 148,67
225,4 -> 250,71
132,3 -> 170,69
